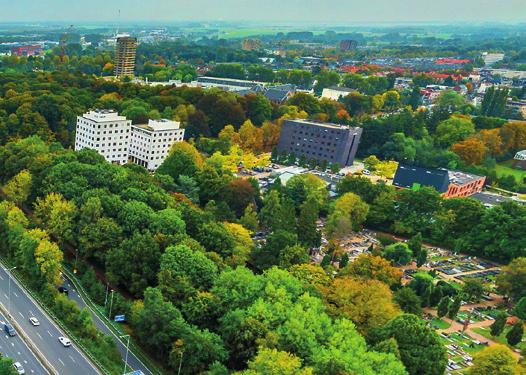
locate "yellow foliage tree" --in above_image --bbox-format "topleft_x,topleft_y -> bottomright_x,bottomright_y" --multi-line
3,169 -> 32,204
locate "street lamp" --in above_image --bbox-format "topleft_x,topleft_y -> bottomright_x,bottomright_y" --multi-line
4,266 -> 16,318
120,334 -> 130,375
108,289 -> 115,319
73,249 -> 79,274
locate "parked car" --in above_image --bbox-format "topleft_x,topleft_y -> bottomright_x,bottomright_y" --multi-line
29,317 -> 40,326
57,286 -> 68,295
13,362 -> 24,374
4,323 -> 16,336
58,336 -> 71,347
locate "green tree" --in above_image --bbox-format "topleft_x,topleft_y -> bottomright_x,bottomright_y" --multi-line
468,344 -> 523,375
462,279 -> 485,302
513,297 -> 526,320
326,192 -> 369,239
490,312 -> 507,337
297,197 -> 320,248
157,142 -> 204,180
506,321 -> 524,346
375,314 -> 447,375
497,257 -> 526,301
447,297 -> 462,320
242,348 -> 312,375
384,242 -> 413,265
240,204 -> 259,233
34,192 -> 76,245
394,288 -> 423,316
435,117 -> 475,147
407,233 -> 422,258
437,297 -> 450,318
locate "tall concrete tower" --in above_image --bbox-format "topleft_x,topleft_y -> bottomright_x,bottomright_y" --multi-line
114,36 -> 137,77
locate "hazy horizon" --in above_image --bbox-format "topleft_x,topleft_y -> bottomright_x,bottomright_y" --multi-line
0,0 -> 524,23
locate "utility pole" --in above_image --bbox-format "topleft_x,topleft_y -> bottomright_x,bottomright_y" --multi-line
4,267 -> 16,318
104,284 -> 109,306
120,334 -> 130,375
108,289 -> 115,319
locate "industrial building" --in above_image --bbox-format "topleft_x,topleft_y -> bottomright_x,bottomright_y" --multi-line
114,36 -> 137,77
276,119 -> 362,167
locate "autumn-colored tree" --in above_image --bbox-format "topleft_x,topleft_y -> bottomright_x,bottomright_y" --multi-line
33,192 -> 76,245
2,169 -> 32,204
500,121 -> 526,152
239,119 -> 264,153
477,129 -> 504,158
223,178 -> 256,217
340,253 -> 402,287
451,138 -> 488,165
261,121 -> 281,152
242,348 -> 313,375
157,141 -> 204,180
34,238 -> 64,286
321,276 -> 400,334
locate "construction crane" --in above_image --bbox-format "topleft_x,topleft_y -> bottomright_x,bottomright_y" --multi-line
59,24 -> 74,61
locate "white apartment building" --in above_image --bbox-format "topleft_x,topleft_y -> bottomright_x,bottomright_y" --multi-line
74,109 -> 131,164
129,119 -> 185,171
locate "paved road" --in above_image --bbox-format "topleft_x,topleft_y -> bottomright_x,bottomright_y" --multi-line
0,266 -> 100,375
0,309 -> 48,375
63,275 -> 153,375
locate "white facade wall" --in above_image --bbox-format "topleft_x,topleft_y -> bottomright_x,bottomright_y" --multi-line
74,110 -> 131,165
129,119 -> 185,171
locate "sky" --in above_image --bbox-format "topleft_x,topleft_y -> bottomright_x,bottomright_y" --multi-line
0,0 -> 524,23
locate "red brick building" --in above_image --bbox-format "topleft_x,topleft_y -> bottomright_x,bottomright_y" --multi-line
10,45 -> 42,57
393,165 -> 486,198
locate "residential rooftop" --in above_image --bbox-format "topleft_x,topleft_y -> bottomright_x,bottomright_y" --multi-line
287,118 -> 359,130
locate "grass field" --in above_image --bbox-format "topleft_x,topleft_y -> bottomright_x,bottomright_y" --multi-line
495,160 -> 526,184
473,326 -> 526,352
431,318 -> 451,330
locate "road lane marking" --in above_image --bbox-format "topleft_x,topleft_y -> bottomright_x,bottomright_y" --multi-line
3,294 -> 7,299
36,332 -> 42,340
23,360 -> 27,364
11,342 -> 14,347
18,312 -> 24,319
17,351 -> 20,355
12,292 -> 18,298
29,310 -> 34,316
46,330 -> 53,337
0,275 -> 4,280
69,355 -> 76,363
58,358 -> 65,366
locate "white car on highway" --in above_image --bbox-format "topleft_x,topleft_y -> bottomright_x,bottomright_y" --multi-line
58,336 -> 71,347
13,362 -> 25,374
29,317 -> 40,326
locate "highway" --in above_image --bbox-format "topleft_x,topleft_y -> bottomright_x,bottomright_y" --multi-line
0,309 -> 48,375
0,266 -> 100,375
63,274 -> 153,375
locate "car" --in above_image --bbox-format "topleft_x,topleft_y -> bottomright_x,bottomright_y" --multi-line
4,323 -> 16,336
29,317 -> 40,326
362,169 -> 371,175
57,286 -> 69,295
58,336 -> 71,347
13,362 -> 24,374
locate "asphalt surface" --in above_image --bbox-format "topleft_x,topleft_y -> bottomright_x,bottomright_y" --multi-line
0,309 -> 48,375
63,275 -> 153,375
0,266 -> 100,375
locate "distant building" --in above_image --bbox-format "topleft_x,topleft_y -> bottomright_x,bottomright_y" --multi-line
276,119 -> 362,167
242,39 -> 261,51
264,84 -> 297,104
75,109 -> 131,165
482,53 -> 505,67
114,36 -> 137,77
339,40 -> 358,52
513,150 -> 526,170
129,119 -> 185,171
195,76 -> 266,92
321,86 -> 356,101
10,45 -> 42,57
392,165 -> 485,198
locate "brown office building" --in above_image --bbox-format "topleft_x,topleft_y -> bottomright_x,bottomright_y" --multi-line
114,36 -> 137,77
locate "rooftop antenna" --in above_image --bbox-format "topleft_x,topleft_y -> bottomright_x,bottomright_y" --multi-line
115,9 -> 121,37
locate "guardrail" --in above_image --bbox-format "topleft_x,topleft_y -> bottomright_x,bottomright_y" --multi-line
0,257 -> 111,375
63,267 -> 162,375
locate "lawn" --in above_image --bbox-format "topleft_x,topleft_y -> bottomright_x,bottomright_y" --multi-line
473,326 -> 526,352
495,160 -> 526,184
431,317 -> 451,330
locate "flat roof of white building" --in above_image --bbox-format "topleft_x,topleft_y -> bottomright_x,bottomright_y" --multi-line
132,119 -> 181,132
80,109 -> 128,122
